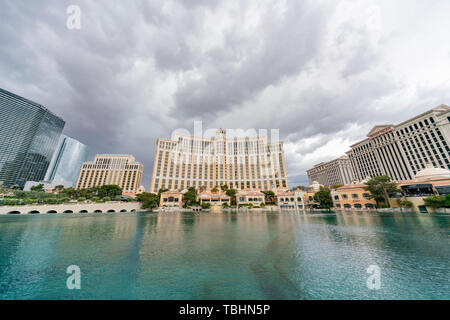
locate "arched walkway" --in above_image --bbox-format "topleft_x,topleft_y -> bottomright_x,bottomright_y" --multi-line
79,210 -> 88,213
120,209 -> 127,213
28,210 -> 40,214
63,210 -> 74,213
107,210 -> 116,213
130,209 -> 136,212
47,210 -> 58,214
8,211 -> 21,214
94,210 -> 103,213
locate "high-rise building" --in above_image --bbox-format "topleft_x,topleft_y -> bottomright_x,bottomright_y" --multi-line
306,155 -> 354,186
75,154 -> 144,193
347,105 -> 450,181
0,88 -> 65,187
149,129 -> 288,193
44,134 -> 90,187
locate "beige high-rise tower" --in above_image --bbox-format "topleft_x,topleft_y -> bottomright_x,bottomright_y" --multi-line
75,154 -> 144,193
149,129 -> 288,193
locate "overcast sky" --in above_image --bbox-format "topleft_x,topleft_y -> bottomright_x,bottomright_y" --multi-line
1,0 -> 450,188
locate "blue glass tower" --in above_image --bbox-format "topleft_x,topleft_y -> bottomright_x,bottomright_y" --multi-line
0,88 -> 65,187
44,134 -> 90,186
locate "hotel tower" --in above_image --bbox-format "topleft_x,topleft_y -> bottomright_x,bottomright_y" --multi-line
76,154 -> 144,193
347,105 -> 450,182
150,129 -> 288,193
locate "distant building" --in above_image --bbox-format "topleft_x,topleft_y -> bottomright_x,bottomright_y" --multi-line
236,190 -> 265,207
150,129 -> 288,193
303,181 -> 323,209
44,134 -> 90,187
335,184 -> 376,210
388,164 -> 450,213
275,190 -> 305,210
197,190 -> 231,207
0,88 -> 65,187
347,105 -> 450,182
159,190 -> 184,208
75,155 -> 144,194
306,155 -> 354,186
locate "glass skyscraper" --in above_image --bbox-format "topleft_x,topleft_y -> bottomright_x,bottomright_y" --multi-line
0,88 -> 65,187
44,134 -> 90,186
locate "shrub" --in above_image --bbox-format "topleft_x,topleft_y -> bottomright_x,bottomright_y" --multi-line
103,196 -> 111,202
201,203 -> 211,209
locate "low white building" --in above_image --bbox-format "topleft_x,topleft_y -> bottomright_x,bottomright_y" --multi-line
276,190 -> 306,210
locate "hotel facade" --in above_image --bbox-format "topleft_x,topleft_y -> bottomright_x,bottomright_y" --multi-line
0,88 -> 65,187
75,155 -> 144,193
307,105 -> 450,186
149,129 -> 288,193
347,105 -> 450,182
306,155 -> 354,186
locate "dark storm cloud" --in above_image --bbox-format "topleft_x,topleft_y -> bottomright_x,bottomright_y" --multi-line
171,1 -> 335,119
1,0 -> 449,188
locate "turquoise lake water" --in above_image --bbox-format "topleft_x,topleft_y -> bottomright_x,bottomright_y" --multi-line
0,211 -> 448,300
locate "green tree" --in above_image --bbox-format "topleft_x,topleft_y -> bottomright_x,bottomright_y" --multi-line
62,187 -> 77,199
136,193 -> 159,209
364,176 -> 399,206
226,188 -> 237,205
261,190 -> 275,203
220,184 -> 229,192
396,199 -> 413,208
313,188 -> 333,210
294,185 -> 306,191
45,198 -> 57,204
211,185 -> 219,193
53,185 -> 65,192
183,187 -> 198,206
157,188 -> 169,202
201,202 -> 211,209
98,185 -> 122,198
30,184 -> 44,192
423,195 -> 450,208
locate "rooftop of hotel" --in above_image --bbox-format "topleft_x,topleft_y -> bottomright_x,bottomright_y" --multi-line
161,190 -> 185,195
236,190 -> 265,196
414,164 -> 450,179
275,191 -> 295,196
337,184 -> 368,190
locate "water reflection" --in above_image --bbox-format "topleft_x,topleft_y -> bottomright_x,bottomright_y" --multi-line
0,211 -> 448,300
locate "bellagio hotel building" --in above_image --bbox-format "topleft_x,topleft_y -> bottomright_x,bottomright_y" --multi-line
150,129 -> 288,193
76,155 -> 144,193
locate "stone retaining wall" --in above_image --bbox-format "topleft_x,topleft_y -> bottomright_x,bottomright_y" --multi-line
0,202 -> 143,215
